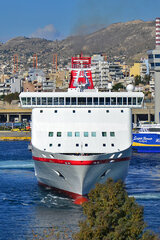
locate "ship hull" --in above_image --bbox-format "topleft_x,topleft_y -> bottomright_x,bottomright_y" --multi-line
32,145 -> 131,197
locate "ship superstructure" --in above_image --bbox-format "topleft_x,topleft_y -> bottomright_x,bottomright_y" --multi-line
20,56 -> 144,198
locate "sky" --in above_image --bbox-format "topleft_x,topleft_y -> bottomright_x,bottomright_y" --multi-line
0,0 -> 160,42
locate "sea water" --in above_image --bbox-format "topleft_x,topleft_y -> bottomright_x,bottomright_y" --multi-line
0,141 -> 160,240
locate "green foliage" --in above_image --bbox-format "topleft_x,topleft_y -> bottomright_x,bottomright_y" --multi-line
3,92 -> 19,104
112,83 -> 124,91
74,179 -> 160,240
135,75 -> 142,85
142,74 -> 150,85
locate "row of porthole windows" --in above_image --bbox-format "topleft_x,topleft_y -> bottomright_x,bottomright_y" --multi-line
49,143 -> 115,147
48,131 -> 115,137
40,109 -> 123,114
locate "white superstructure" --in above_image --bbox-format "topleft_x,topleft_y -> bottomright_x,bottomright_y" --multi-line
20,88 -> 144,197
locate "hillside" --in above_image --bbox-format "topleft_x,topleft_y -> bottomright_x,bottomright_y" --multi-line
0,19 -> 156,70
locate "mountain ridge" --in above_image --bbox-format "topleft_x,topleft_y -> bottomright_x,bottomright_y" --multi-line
0,19 -> 156,70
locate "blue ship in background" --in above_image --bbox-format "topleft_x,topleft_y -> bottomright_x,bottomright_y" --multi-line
132,122 -> 160,153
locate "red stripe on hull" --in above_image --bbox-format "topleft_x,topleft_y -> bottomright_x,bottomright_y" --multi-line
33,156 -> 130,165
38,181 -> 86,199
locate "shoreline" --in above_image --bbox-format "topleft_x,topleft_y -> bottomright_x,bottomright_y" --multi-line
0,131 -> 31,141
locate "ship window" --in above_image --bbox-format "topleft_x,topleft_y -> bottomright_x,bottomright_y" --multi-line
105,97 -> 110,105
87,97 -> 92,105
73,110 -> 76,113
99,98 -> 104,105
54,110 -> 57,113
110,132 -> 115,137
88,110 -> 91,113
42,97 -> 47,105
84,132 -> 89,137
40,110 -> 43,113
48,97 -> 52,105
66,97 -> 70,105
102,132 -> 107,137
103,144 -> 106,147
121,110 -> 124,113
111,143 -> 114,147
58,144 -> 61,147
21,97 -> 26,105
155,54 -> 160,58
85,144 -> 88,147
57,132 -> 61,137
123,97 -> 127,105
59,97 -> 64,105
37,97 -> 41,105
49,144 -> 52,147
78,97 -> 86,105
106,110 -> 109,113
67,132 -> 72,137
128,97 -> 132,105
48,132 -> 53,137
76,144 -> 79,147
93,97 -> 98,105
32,97 -> 36,105
71,97 -> 76,105
117,97 -> 122,105
27,97 -> 31,105
133,97 -> 136,105
111,97 -> 116,105
53,97 -> 58,105
91,132 -> 96,137
138,97 -> 142,105
155,63 -> 160,66
75,132 -> 80,137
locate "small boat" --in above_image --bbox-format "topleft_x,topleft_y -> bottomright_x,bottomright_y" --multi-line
132,122 -> 160,153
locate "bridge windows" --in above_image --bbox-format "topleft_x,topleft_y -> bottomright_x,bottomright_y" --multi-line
48,97 -> 52,105
32,97 -> 36,105
42,97 -> 47,105
37,97 -> 41,105
111,97 -> 116,105
21,97 -> 26,105
27,98 -> 31,105
53,97 -> 58,105
20,96 -> 143,107
93,97 -> 98,105
87,97 -> 92,105
71,97 -> 76,105
78,97 -> 86,105
99,97 -> 104,105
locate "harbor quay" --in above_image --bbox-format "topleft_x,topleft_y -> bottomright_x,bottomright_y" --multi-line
0,103 -> 155,126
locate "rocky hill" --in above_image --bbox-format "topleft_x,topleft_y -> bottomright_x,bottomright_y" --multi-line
0,19 -> 156,71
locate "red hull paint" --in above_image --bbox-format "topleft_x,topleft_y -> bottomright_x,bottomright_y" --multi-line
33,156 -> 130,165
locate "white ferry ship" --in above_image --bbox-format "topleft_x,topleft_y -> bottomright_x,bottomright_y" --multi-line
19,56 -> 144,199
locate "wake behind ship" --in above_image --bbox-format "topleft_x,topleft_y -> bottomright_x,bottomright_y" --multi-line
20,55 -> 144,198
